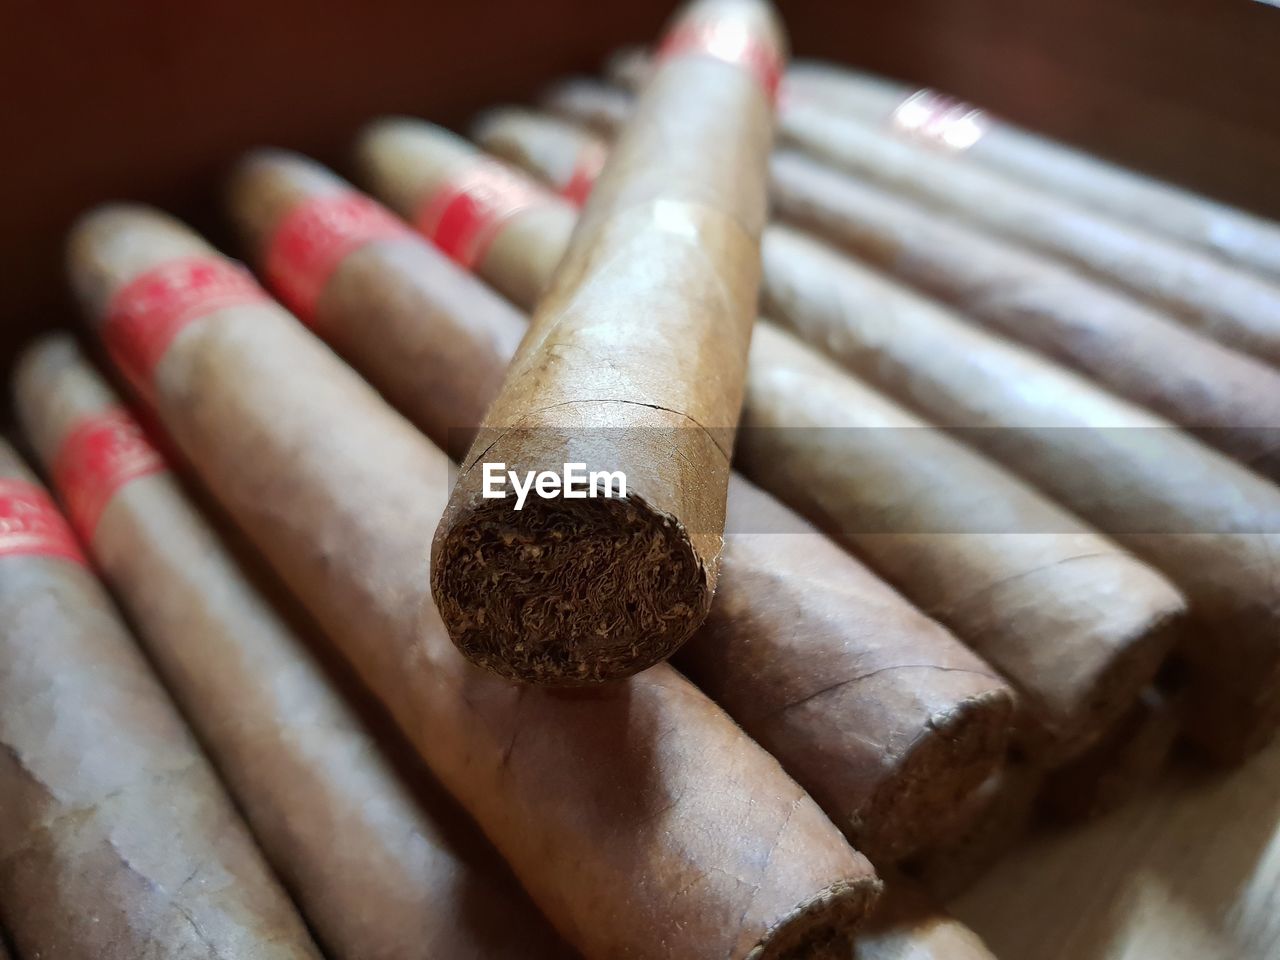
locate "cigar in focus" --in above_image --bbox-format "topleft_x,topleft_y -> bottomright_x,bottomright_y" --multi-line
487,108 -> 1278,762
854,879 -> 997,960
228,148 -> 1015,863
773,97 -> 1280,366
0,439 -> 322,960
754,227 -> 1280,761
782,61 -> 1280,283
13,335 -> 570,960
903,764 -> 1044,902
423,0 -> 789,684
69,203 -> 882,960
1040,687 -> 1180,822
363,118 -> 1186,764
544,85 -> 1280,480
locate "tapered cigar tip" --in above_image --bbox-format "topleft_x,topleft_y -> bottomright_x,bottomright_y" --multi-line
227,147 -> 346,257
748,876 -> 883,960
13,332 -> 78,408
469,106 -> 531,144
66,203 -> 213,320
431,492 -> 714,684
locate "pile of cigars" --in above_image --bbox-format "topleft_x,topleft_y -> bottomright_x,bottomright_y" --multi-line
4,0 -> 1280,956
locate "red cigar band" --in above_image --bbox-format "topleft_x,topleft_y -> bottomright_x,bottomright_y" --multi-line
263,191 -> 412,323
657,17 -> 783,103
0,479 -> 88,565
103,255 -> 270,396
890,89 -> 988,152
415,160 -> 551,269
53,407 -> 168,544
561,142 -> 607,207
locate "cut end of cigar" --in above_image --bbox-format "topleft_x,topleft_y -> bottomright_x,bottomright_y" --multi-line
747,876 -> 883,960
431,490 -> 713,684
858,686 -> 1014,862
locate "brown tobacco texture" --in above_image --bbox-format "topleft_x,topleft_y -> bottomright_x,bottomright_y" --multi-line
767,148 -> 1280,483
775,99 -> 1280,366
853,879 -> 996,960
70,204 -> 881,960
229,149 -> 1013,864
1040,687 -> 1180,822
903,764 -> 1043,901
13,335 -> 569,960
362,119 -> 1185,765
757,226 -> 1280,763
0,441 -> 322,960
784,61 -> 1280,283
419,0 -> 788,684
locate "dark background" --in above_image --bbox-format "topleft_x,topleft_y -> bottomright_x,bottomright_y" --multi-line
4,0 -> 1279,376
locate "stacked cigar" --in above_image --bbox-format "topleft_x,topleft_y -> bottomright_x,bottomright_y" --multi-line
3,0 -> 1279,956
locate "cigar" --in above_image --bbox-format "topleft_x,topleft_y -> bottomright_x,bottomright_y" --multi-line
775,99 -> 1280,365
226,149 -> 525,459
903,764 -> 1043,901
425,0 -> 789,684
13,335 -> 570,960
854,880 -> 996,960
481,109 -> 1279,761
361,119 -> 1186,763
756,225 -> 1280,762
229,149 -> 1014,863
69,204 -> 881,960
1040,687 -> 1180,822
0,440 -> 322,960
473,109 -> 607,208
783,61 -> 1280,283
542,77 -> 635,138
765,149 -> 1280,482
738,324 -> 1186,763
540,90 -> 1280,480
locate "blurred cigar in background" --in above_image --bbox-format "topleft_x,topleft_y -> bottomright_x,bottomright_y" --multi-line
782,60 -> 1280,283
773,99 -> 1280,366
1041,687 -> 1181,822
68,204 -> 882,960
766,149 -> 1280,482
755,227 -> 1280,761
0,440 -> 323,960
364,119 -> 1186,765
509,101 -> 1280,483
13,336 -> 570,960
424,0 -> 788,684
903,764 -> 1044,901
228,148 -> 1015,864
854,880 -> 997,960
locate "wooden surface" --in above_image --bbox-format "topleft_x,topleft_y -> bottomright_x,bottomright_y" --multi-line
954,742 -> 1280,958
